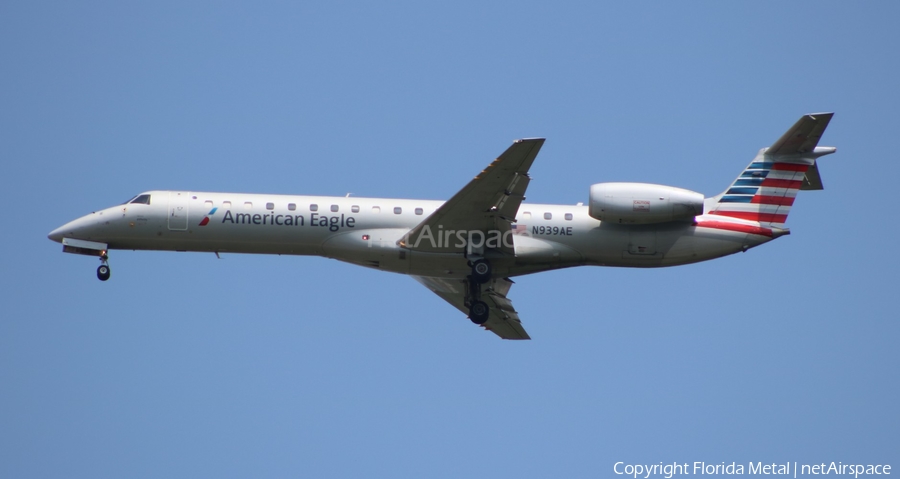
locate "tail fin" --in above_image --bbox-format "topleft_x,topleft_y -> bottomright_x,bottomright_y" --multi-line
709,113 -> 836,227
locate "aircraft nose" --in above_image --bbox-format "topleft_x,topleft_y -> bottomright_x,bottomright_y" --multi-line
48,213 -> 100,243
48,225 -> 66,243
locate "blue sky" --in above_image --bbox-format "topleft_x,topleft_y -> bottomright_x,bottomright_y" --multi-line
2,2 -> 898,478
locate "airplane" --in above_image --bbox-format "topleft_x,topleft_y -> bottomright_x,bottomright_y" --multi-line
48,113 -> 835,340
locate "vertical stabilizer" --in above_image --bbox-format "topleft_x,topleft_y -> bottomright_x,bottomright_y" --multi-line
709,113 -> 835,227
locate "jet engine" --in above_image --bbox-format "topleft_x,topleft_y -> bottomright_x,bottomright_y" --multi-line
588,182 -> 704,224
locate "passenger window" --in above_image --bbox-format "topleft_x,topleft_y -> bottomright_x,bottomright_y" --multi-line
331,205 -> 339,212
351,205 -> 360,213
204,200 -> 213,209
244,202 -> 253,209
544,212 -> 552,220
415,207 -> 423,215
565,213 -> 573,221
394,207 -> 402,214
223,201 -> 232,208
310,204 -> 318,212
266,202 -> 275,210
522,212 -> 532,220
372,206 -> 381,213
130,194 -> 151,205
288,203 -> 296,211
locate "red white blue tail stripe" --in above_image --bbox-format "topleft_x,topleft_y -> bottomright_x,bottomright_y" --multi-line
709,151 -> 812,227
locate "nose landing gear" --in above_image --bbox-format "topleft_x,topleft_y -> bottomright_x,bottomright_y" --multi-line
96,252 -> 111,281
58,238 -> 111,281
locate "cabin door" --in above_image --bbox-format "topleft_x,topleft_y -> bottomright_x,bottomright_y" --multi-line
167,191 -> 189,231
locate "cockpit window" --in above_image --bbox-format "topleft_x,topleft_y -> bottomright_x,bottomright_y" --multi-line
129,194 -> 151,205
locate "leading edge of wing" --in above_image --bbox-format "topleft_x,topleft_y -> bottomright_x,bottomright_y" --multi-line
413,275 -> 531,340
400,138 -> 545,254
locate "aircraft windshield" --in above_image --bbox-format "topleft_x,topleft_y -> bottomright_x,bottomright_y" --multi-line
126,194 -> 151,205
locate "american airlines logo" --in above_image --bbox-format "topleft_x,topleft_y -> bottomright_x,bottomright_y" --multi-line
198,207 -> 217,226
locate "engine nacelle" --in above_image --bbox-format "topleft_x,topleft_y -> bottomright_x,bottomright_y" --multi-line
588,182 -> 704,224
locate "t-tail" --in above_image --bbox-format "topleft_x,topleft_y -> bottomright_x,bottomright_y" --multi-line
708,112 -> 836,228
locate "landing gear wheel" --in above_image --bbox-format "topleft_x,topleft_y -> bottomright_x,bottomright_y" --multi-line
469,300 -> 490,325
97,264 -> 111,281
471,259 -> 492,284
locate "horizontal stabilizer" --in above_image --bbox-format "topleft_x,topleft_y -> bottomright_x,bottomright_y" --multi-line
767,112 -> 833,156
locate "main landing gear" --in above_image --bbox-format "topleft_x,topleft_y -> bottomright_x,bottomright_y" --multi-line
466,258 -> 492,325
469,299 -> 490,325
470,259 -> 492,284
96,252 -> 111,281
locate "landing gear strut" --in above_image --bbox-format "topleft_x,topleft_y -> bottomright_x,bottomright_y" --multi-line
96,252 -> 110,281
466,261 -> 492,324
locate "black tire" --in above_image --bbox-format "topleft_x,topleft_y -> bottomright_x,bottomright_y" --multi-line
469,300 -> 490,324
97,265 -> 111,281
471,259 -> 492,284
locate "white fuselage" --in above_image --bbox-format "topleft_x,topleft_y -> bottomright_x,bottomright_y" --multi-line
48,190 -> 774,279
46,115 -> 833,339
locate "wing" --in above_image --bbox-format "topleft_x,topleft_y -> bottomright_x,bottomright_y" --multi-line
767,112 -> 834,156
413,275 -> 530,340
400,138 -> 545,255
